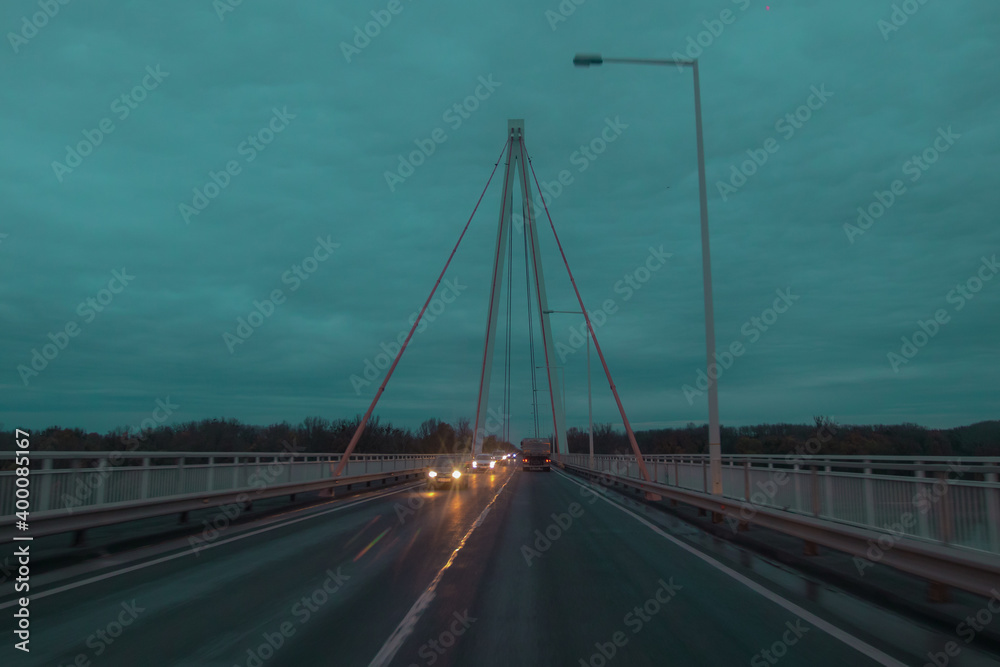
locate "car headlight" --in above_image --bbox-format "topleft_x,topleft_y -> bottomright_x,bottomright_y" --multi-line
452,470 -> 461,479
428,470 -> 437,478
489,461 -> 495,468
472,461 -> 477,468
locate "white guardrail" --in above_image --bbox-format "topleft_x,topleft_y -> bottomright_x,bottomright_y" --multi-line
559,453 -> 1000,556
0,452 -> 436,538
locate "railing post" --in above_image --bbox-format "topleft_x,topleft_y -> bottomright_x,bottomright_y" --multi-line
863,460 -> 875,527
793,464 -> 802,512
915,464 -> 931,539
140,457 -> 151,500
178,457 -> 186,494
936,471 -> 953,545
207,457 -> 215,491
37,458 -> 53,512
823,465 -> 833,520
94,458 -> 107,506
811,466 -> 820,517
702,457 -> 707,493
985,472 -> 1000,552
743,459 -> 750,501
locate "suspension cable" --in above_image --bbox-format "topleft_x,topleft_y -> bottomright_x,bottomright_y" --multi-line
502,192 -> 514,446
520,136 -> 652,482
333,138 -> 511,477
522,199 -> 540,438
471,137 -> 517,454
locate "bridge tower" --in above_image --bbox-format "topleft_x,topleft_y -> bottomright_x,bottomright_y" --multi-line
471,120 -> 568,455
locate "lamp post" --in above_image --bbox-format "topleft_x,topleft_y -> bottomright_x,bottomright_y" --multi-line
544,309 -> 593,467
572,52 -> 722,495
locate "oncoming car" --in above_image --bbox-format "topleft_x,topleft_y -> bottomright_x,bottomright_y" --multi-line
426,456 -> 468,489
471,453 -> 496,473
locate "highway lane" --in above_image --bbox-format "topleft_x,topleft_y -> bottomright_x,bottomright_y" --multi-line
1,469 -> 514,667
3,466 -> 999,666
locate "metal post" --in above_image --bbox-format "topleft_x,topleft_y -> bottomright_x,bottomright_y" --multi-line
863,461 -> 875,526
587,332 -> 594,468
793,464 -> 802,512
985,472 -> 1000,552
936,471 -> 954,545
811,466 -> 821,517
141,457 -> 151,500
38,457 -> 53,512
94,458 -> 107,506
915,465 -> 930,539
692,59 -> 721,496
823,465 -> 833,521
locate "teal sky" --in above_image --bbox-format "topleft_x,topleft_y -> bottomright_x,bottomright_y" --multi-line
2,0 -> 998,440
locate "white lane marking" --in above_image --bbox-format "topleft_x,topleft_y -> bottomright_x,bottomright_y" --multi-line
368,472 -> 514,667
0,483 -> 420,610
555,470 -> 908,667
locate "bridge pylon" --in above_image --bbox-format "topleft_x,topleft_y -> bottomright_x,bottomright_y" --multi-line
471,120 -> 568,456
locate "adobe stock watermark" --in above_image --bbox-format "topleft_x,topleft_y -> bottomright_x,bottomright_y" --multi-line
406,610 -> 476,666
213,0 -> 246,21
544,0 -> 588,31
384,75 -> 501,192
188,439 -> 304,554
750,620 -> 811,666
17,268 -> 135,386
7,0 -> 73,54
395,408 -> 507,525
223,236 -> 339,353
235,566 -> 351,667
522,483 -> 599,566
62,397 -> 181,513
853,460 -> 969,576
52,65 -> 170,182
48,599 -> 146,663
844,126 -> 959,243
683,288 -> 799,405
877,0 -> 934,41
670,0 -> 752,66
577,578 -> 682,667
886,255 -> 997,372
179,106 -> 296,224
555,244 -> 671,363
340,0 -> 416,63
922,589 -> 1000,667
349,276 -> 466,394
517,116 -> 629,221
724,420 -> 838,534
716,85 -> 833,202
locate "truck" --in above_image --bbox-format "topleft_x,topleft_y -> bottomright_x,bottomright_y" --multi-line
520,438 -> 551,472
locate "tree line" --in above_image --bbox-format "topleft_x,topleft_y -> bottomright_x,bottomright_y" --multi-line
3,415 -> 997,457
565,416 -> 1000,457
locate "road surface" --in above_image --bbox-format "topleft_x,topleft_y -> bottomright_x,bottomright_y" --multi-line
3,467 -> 998,666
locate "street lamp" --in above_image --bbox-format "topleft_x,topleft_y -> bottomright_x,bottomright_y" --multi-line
544,309 -> 594,467
573,51 -> 722,496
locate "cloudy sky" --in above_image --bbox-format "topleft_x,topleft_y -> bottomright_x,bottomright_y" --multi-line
2,0 -> 998,441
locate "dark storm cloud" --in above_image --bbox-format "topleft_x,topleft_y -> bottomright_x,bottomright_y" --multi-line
1,0 -> 997,439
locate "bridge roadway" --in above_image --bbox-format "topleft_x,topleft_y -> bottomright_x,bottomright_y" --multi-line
3,468 -> 999,666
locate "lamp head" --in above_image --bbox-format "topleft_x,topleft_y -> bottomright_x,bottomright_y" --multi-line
573,53 -> 604,67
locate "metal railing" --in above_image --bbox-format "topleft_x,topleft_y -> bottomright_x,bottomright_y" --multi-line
560,453 -> 1000,555
0,451 -> 437,519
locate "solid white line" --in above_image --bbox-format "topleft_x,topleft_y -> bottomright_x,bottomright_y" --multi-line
368,473 -> 514,667
0,483 -> 419,610
555,470 -> 908,667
